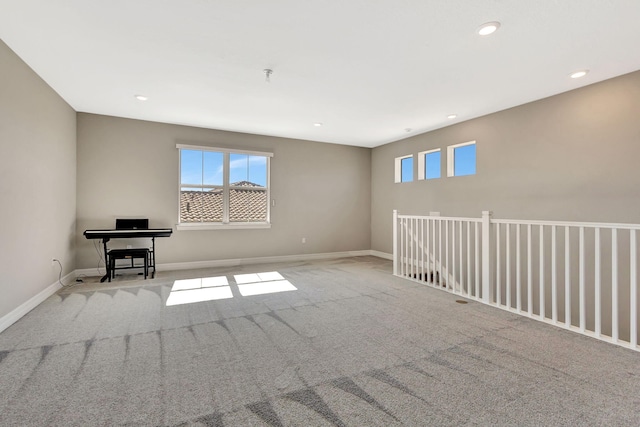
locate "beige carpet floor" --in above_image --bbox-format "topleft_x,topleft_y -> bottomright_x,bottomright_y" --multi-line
0,256 -> 638,426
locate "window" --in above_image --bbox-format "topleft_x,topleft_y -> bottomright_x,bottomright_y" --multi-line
418,149 -> 441,180
394,155 -> 414,183
177,144 -> 272,229
447,141 -> 476,177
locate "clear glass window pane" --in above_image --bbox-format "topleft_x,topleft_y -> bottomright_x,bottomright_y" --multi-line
203,151 -> 223,186
180,189 -> 223,223
181,150 -> 203,186
425,151 -> 441,179
229,153 -> 248,185
248,156 -> 267,187
401,157 -> 413,182
229,188 -> 267,222
229,154 -> 267,187
454,144 -> 476,176
180,191 -> 203,223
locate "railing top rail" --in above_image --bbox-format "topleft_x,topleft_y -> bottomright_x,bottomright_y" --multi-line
396,211 -> 640,230
397,214 -> 482,222
492,218 -> 640,230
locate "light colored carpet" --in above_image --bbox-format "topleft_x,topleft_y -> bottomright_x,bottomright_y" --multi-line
0,256 -> 638,426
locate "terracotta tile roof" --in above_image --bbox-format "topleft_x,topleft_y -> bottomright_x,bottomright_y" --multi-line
180,181 -> 267,223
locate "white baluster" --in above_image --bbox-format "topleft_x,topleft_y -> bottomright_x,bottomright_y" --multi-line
565,226 -> 571,328
459,221 -> 463,295
496,223 -> 501,306
422,218 -> 426,282
439,220 -> 443,287
445,221 -> 449,290
399,218 -> 404,277
612,228 -> 618,342
579,227 -> 585,332
506,224 -> 511,310
630,229 -> 637,348
517,224 -> 521,313
409,218 -> 414,279
595,228 -> 601,337
392,211 -> 398,276
475,222 -> 480,299
432,219 -> 436,285
482,211 -> 492,303
452,220 -> 456,293
540,225 -> 545,320
467,221 -> 471,297
527,224 -> 532,316
552,225 -> 557,324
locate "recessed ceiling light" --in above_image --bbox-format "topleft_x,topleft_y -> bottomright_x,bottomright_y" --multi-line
134,94 -> 148,101
478,21 -> 501,36
570,70 -> 589,79
313,122 -> 323,127
447,114 -> 457,119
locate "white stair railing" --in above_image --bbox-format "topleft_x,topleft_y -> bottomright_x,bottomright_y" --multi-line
393,210 -> 640,352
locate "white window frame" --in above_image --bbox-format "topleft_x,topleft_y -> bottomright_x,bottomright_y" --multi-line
418,149 -> 441,180
394,154 -> 414,183
176,144 -> 273,230
447,140 -> 476,177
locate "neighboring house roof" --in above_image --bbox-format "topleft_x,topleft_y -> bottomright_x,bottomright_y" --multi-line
180,181 -> 267,222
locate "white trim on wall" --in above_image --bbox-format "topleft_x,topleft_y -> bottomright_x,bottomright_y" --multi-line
0,272 -> 74,334
369,250 -> 393,260
446,140 -> 476,177
176,143 -> 274,157
74,250 -> 392,277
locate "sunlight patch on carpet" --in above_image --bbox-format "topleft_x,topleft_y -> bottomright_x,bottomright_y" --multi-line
166,276 -> 232,306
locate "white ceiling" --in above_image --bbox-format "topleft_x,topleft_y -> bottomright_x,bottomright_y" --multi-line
1,1 -> 640,148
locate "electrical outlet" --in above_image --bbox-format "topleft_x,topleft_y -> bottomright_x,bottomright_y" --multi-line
51,258 -> 57,266
301,237 -> 306,244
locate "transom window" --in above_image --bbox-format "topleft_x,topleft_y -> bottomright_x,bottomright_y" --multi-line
177,144 -> 272,229
418,149 -> 441,180
394,155 -> 414,183
447,141 -> 476,177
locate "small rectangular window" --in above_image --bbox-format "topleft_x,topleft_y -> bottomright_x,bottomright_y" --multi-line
447,141 -> 476,177
394,155 -> 414,183
418,149 -> 441,180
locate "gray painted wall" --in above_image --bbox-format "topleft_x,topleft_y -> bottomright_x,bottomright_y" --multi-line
372,70 -> 640,254
76,114 -> 371,269
0,40 -> 76,319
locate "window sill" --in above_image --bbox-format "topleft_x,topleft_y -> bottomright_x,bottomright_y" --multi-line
177,222 -> 271,231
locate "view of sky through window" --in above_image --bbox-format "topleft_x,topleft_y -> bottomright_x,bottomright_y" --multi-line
454,144 -> 476,176
425,151 -> 441,179
229,154 -> 267,186
181,150 -> 267,189
401,156 -> 413,182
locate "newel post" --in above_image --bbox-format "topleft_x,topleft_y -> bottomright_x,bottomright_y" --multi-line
393,210 -> 398,276
482,211 -> 493,303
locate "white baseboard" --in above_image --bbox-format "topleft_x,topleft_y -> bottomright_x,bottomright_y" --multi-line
369,250 -> 393,260
0,272 -> 74,334
75,249 -> 390,277
157,250 -> 374,271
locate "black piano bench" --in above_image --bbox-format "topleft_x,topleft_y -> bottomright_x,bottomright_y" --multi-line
108,248 -> 150,281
